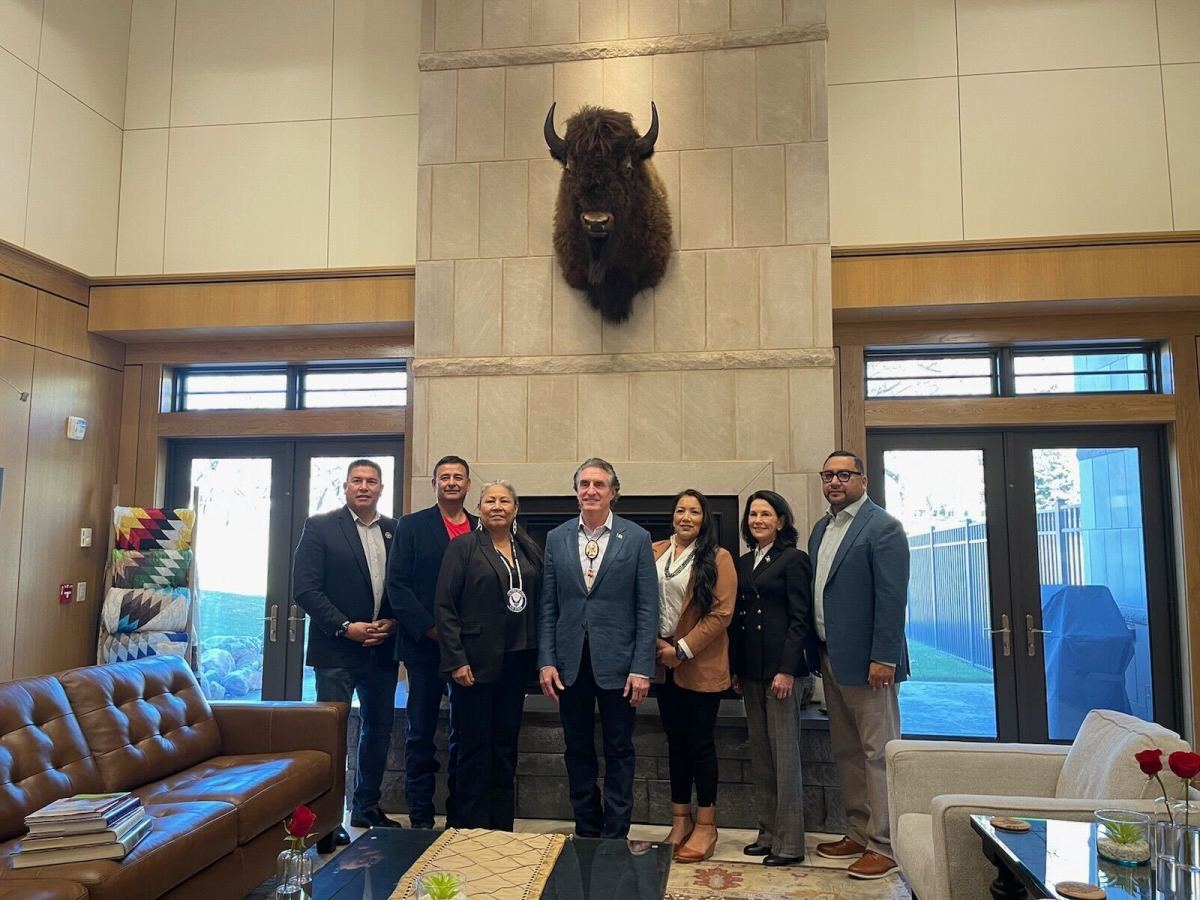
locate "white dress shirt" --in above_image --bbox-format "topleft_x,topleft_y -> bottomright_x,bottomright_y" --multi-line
577,511 -> 614,585
655,537 -> 695,658
753,543 -> 773,568
353,510 -> 387,619
812,494 -> 868,642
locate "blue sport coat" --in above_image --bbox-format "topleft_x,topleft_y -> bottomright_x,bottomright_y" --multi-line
807,497 -> 911,687
536,514 -> 659,690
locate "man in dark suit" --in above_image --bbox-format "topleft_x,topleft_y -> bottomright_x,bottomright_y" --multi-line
386,455 -> 475,829
538,458 -> 658,838
293,458 -> 401,841
807,450 -> 910,881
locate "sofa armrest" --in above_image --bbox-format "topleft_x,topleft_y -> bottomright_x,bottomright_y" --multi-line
887,740 -> 1068,840
211,701 -> 349,759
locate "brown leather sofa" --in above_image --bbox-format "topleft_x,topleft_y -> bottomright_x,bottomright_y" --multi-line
0,656 -> 348,899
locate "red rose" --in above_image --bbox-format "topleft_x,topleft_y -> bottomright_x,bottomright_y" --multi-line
1136,748 -> 1164,776
1169,751 -> 1200,781
286,805 -> 317,839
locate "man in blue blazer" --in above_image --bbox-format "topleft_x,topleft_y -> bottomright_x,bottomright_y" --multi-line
538,458 -> 659,838
387,455 -> 476,828
808,450 -> 910,881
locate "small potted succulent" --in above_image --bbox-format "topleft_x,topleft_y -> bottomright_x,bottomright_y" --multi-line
416,870 -> 468,900
1096,809 -> 1152,867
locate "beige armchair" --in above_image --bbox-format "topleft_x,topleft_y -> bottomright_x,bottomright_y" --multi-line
887,709 -> 1188,900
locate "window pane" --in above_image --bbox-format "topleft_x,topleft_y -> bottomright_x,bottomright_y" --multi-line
185,373 -> 286,393
1015,373 -> 1150,395
1012,351 -> 1149,375
181,372 -> 287,411
866,356 -> 995,398
303,389 -> 407,408
183,392 -> 288,411
304,370 -> 407,390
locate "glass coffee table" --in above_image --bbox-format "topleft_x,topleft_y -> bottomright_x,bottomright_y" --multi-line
970,815 -> 1154,899
311,828 -> 674,899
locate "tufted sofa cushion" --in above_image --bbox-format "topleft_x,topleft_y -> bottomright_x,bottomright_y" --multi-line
0,678 -> 104,843
57,657 -> 221,793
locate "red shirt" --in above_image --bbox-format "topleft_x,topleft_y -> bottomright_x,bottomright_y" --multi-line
443,515 -> 471,541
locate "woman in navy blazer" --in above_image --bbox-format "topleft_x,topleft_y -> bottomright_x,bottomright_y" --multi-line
434,481 -> 541,831
730,490 -> 814,867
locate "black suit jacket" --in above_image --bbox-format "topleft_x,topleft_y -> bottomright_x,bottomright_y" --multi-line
292,506 -> 398,669
730,543 -> 814,680
434,530 -> 542,683
387,504 -> 478,664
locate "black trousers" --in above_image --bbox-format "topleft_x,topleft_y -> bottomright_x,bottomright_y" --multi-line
559,642 -> 637,838
656,669 -> 721,806
448,650 -> 533,831
404,655 -> 456,827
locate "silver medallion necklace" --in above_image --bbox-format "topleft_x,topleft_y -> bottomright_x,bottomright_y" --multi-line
496,537 -> 526,612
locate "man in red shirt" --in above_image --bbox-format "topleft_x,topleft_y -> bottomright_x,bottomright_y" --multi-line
387,455 -> 476,828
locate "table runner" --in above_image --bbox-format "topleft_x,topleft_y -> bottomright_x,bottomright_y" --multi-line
388,829 -> 567,900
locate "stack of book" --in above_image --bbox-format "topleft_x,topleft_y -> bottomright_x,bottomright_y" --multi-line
14,793 -> 151,868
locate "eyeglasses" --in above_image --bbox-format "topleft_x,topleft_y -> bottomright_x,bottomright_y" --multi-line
820,470 -> 862,484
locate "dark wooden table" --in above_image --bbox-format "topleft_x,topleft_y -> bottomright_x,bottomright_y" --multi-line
970,815 -> 1155,899
310,828 -> 673,899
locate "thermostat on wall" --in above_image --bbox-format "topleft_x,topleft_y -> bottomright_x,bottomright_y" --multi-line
66,416 -> 87,440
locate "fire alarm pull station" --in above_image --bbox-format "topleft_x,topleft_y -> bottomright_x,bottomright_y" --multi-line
59,583 -> 74,604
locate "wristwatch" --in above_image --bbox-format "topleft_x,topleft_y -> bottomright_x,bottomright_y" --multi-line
335,620 -> 351,639
674,643 -> 687,662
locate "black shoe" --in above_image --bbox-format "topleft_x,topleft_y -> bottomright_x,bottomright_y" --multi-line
333,825 -> 351,846
410,819 -> 435,830
763,853 -> 804,866
743,842 -> 771,856
350,808 -> 402,828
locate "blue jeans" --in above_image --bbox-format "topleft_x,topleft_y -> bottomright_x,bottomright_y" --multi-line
404,656 -> 457,827
315,662 -> 398,816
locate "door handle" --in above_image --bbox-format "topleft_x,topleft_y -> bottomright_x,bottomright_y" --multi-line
1026,614 -> 1051,658
264,604 -> 278,643
985,613 -> 1012,657
287,606 -> 305,643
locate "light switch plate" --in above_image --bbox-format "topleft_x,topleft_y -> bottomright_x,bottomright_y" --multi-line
80,527 -> 92,548
75,582 -> 86,603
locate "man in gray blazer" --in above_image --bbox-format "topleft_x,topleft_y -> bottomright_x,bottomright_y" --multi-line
808,450 -> 910,881
538,458 -> 659,838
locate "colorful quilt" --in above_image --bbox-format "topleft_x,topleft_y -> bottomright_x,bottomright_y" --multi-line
99,631 -> 189,664
102,586 -> 191,634
113,507 -> 195,551
110,549 -> 192,588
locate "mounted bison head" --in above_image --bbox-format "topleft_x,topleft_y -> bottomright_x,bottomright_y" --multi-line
544,102 -> 672,324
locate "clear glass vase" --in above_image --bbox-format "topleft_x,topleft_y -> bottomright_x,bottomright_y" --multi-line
275,846 -> 313,898
1095,808 -> 1151,866
1156,802 -> 1200,898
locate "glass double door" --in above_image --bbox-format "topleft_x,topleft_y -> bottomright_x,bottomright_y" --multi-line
167,438 -> 403,701
868,428 -> 1177,743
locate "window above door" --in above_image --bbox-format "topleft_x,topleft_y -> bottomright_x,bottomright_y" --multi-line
173,363 -> 407,412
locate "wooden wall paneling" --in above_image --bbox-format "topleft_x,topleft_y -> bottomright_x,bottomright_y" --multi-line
838,344 -> 866,456
124,335 -> 415,365
156,408 -> 407,439
0,238 -> 90,306
88,276 -> 415,341
0,277 -> 37,344
0,337 -> 35,681
14,350 -> 122,677
864,394 -> 1176,429
834,313 -> 1200,348
35,293 -> 125,371
117,366 -> 143,506
134,364 -> 166,506
833,241 -> 1200,313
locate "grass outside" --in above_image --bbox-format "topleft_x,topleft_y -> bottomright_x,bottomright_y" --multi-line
908,638 -> 993,683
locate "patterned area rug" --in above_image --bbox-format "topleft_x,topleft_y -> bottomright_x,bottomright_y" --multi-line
665,860 -> 910,900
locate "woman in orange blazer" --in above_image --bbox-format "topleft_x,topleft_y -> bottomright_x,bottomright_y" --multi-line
653,488 -> 736,864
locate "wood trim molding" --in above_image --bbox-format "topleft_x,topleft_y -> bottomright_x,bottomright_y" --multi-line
864,394 -> 1176,428
835,312 -> 1200,347
838,344 -> 866,455
125,335 -> 415,365
157,408 -> 406,438
834,231 -> 1200,257
0,239 -> 89,306
88,265 -> 415,286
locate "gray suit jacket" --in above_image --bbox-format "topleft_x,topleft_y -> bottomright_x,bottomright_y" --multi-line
536,514 -> 659,690
807,497 -> 911,687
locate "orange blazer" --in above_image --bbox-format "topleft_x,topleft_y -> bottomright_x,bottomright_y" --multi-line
652,541 -> 736,693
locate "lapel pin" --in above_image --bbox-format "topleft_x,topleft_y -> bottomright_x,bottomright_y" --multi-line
765,555 -> 771,563
616,533 -> 623,540
384,532 -> 392,540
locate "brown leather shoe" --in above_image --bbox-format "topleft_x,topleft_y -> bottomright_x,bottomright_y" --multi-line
847,850 -> 899,880
816,836 -> 866,859
674,806 -> 717,863
664,803 -> 694,846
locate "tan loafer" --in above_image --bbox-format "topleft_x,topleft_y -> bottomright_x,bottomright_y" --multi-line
847,850 -> 899,880
816,836 -> 866,859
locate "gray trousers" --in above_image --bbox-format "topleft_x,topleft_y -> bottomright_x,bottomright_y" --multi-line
741,677 -> 806,858
820,650 -> 901,859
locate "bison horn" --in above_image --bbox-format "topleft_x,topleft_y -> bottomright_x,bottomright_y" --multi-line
634,102 -> 659,159
544,103 -> 567,161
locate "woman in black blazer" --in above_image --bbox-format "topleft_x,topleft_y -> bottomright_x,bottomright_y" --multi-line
730,490 -> 814,867
435,480 -> 542,831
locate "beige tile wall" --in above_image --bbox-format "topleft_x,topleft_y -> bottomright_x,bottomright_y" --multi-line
413,0 -> 835,516
0,0 -> 128,274
828,0 -> 1200,245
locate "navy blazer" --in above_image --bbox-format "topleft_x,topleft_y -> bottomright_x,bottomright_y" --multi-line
536,514 -> 659,690
807,497 -> 911,687
292,506 -> 398,669
730,543 -> 814,680
387,504 -> 477,664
